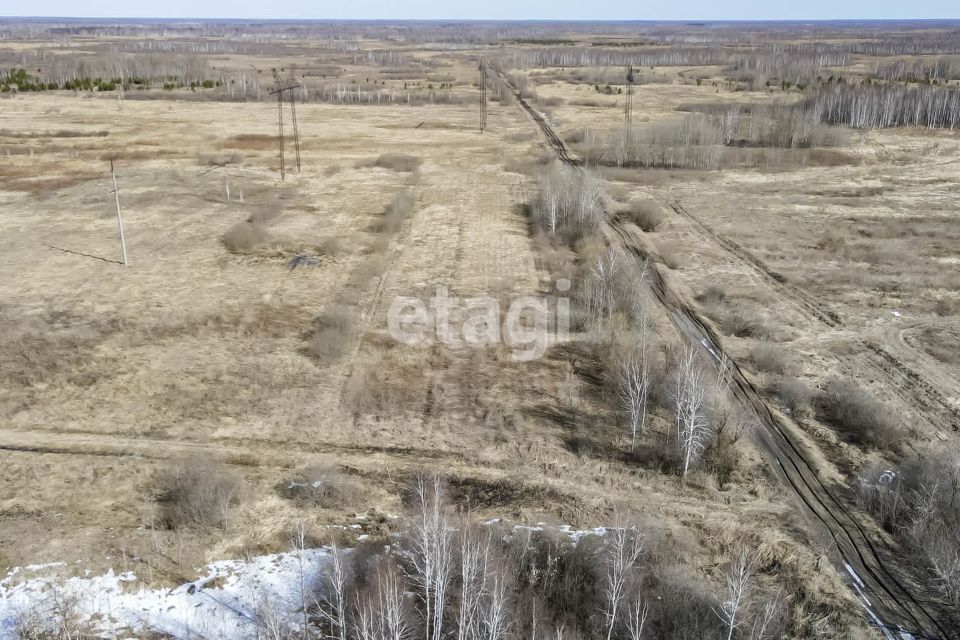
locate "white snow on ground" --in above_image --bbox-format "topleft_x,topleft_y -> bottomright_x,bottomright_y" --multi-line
0,523 -> 642,639
0,549 -> 332,640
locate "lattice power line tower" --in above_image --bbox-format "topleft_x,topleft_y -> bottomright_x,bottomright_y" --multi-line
479,58 -> 488,133
270,70 -> 302,181
624,65 -> 635,150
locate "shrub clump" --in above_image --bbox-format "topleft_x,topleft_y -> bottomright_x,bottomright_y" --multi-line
305,305 -> 357,362
625,198 -> 667,232
222,220 -> 271,253
748,343 -> 792,375
278,464 -> 366,508
814,379 -> 901,448
767,375 -> 813,417
373,153 -> 422,172
152,457 -> 243,530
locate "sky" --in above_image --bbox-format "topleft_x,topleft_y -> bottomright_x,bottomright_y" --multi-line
0,0 -> 955,21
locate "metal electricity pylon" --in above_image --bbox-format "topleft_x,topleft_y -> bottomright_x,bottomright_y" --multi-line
270,70 -> 302,181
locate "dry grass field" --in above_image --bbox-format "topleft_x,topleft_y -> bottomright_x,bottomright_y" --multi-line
2,19 -> 960,639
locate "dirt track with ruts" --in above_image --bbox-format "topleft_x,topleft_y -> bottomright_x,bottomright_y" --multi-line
496,69 -> 960,639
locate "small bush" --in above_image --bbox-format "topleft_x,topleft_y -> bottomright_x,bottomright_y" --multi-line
815,227 -> 845,252
651,568 -> 725,640
768,375 -> 813,417
305,305 -> 356,362
659,245 -> 683,270
748,343 -> 791,375
934,298 -> 957,317
721,311 -> 767,338
199,152 -> 244,166
373,153 -> 422,172
814,379 -> 901,448
315,235 -> 343,256
222,220 -> 271,254
695,286 -> 727,306
152,457 -> 243,530
278,464 -> 366,508
625,198 -> 667,232
223,222 -> 268,253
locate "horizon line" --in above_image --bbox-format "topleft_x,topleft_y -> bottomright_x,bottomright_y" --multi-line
2,16 -> 959,23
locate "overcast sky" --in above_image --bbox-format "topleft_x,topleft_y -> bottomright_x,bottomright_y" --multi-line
0,0 -> 956,21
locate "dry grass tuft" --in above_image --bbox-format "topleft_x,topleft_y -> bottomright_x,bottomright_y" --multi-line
814,379 -> 901,449
304,305 -> 357,362
748,343 -> 792,375
199,152 -> 245,167
624,198 -> 668,232
372,152 -> 422,172
151,457 -> 243,530
277,464 -> 367,509
217,134 -> 278,150
221,220 -> 272,254
767,375 -> 814,418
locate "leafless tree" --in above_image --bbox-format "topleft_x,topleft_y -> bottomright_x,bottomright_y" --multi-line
586,247 -> 623,326
748,597 -> 782,640
318,544 -> 351,640
356,558 -> 415,640
673,345 -> 711,480
617,344 -> 651,450
626,599 -> 649,640
458,524 -> 490,640
407,472 -> 456,640
716,548 -> 752,640
602,517 -> 645,640
479,552 -> 512,640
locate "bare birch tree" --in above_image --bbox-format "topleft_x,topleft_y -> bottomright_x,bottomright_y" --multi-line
318,544 -> 351,640
626,599 -> 649,640
458,524 -> 490,640
748,597 -> 782,640
617,345 -> 651,450
587,247 -> 623,327
407,472 -> 455,640
716,548 -> 752,640
373,558 -> 415,640
673,345 -> 711,480
602,517 -> 645,640
479,553 -> 512,640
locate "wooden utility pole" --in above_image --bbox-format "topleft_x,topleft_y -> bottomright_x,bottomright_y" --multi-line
479,58 -> 488,133
110,160 -> 128,266
625,66 -> 635,151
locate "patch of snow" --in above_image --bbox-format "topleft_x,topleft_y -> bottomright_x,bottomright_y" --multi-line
0,549 -> 331,640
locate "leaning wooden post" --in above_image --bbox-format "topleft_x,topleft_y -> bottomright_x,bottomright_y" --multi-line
110,159 -> 128,266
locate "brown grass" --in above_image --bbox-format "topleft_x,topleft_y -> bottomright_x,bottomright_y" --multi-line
277,464 -> 367,509
217,134 -> 279,150
221,220 -> 272,253
304,305 -> 357,362
151,457 -> 244,530
814,379 -> 901,449
372,152 -> 422,172
748,343 -> 792,375
624,198 -> 668,232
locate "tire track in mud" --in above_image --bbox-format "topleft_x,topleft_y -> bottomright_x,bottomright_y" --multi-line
0,427 -> 465,466
495,68 -> 957,639
668,202 -> 960,431
670,202 -> 842,327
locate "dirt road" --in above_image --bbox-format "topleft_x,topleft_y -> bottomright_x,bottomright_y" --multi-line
494,65 -> 958,640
